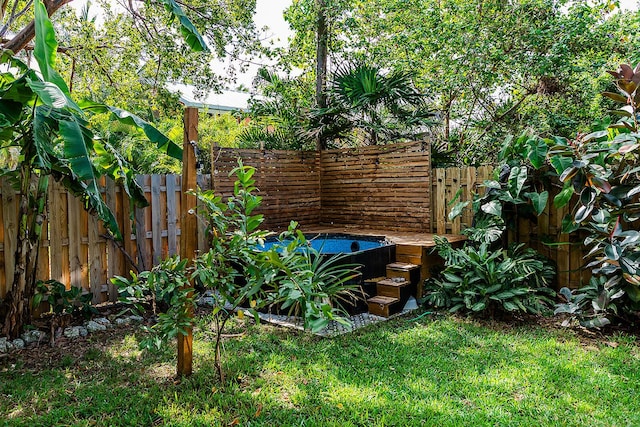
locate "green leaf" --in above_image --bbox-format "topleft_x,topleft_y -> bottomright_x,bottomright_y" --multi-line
602,91 -> 628,103
561,214 -> 579,233
574,204 -> 593,223
524,191 -> 548,215
604,244 -> 621,261
448,201 -> 470,221
527,138 -> 547,169
554,185 -> 574,208
81,102 -> 182,160
549,156 -> 573,175
481,200 -> 502,217
508,166 -> 527,198
158,0 -> 209,52
26,79 -> 67,108
33,0 -> 70,94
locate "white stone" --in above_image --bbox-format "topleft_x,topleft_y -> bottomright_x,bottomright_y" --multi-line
115,317 -> 131,326
93,317 -> 111,326
85,320 -> 107,332
128,315 -> 144,323
198,296 -> 215,307
63,327 -> 80,339
0,338 -> 7,353
12,338 -> 25,350
21,330 -> 47,344
78,326 -> 88,337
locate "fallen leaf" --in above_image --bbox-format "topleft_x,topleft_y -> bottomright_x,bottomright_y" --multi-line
254,404 -> 263,418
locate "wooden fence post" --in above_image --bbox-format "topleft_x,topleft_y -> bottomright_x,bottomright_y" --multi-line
177,107 -> 198,377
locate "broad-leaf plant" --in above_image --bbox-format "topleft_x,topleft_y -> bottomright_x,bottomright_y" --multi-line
0,0 -> 201,338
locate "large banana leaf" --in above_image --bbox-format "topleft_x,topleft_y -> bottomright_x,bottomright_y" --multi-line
80,101 -> 182,160
32,0 -> 82,114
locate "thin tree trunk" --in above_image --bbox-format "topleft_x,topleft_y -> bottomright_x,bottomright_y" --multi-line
315,0 -> 328,151
1,170 -> 48,339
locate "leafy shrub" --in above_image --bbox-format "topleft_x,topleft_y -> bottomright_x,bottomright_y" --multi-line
32,279 -> 96,318
263,228 -> 361,332
424,238 -> 555,316
428,133 -> 556,317
545,63 -> 640,326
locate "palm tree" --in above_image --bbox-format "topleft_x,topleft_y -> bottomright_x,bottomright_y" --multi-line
311,64 -> 438,146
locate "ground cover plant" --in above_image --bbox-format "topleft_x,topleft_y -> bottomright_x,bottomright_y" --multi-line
1,313 -> 639,426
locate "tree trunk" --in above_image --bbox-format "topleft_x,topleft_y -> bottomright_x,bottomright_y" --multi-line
1,169 -> 48,339
315,0 -> 328,151
2,0 -> 73,54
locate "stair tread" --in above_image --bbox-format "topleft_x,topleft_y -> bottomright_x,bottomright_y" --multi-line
378,278 -> 411,287
387,262 -> 420,271
363,276 -> 388,284
367,295 -> 400,304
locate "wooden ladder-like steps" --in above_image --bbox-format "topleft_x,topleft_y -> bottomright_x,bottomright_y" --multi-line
366,262 -> 420,318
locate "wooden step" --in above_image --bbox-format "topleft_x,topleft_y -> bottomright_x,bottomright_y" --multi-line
386,262 -> 420,285
367,295 -> 403,318
376,278 -> 413,301
362,276 -> 387,299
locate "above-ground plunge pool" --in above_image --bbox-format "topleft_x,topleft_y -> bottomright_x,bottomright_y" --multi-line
259,233 -> 397,314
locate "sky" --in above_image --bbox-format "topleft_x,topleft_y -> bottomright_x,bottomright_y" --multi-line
211,0 -> 294,89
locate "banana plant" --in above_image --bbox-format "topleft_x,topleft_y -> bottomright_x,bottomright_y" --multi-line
0,0 -> 193,338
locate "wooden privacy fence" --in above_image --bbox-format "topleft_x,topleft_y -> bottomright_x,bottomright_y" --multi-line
0,175 -> 211,302
212,141 -> 432,232
431,166 -> 590,289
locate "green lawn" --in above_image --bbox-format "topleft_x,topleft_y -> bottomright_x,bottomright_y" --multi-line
1,314 -> 639,426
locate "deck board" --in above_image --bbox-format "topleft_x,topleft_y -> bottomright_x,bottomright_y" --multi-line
301,226 -> 465,247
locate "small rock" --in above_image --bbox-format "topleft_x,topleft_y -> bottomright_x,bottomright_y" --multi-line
21,330 -> 47,345
93,317 -> 111,327
78,327 -> 88,337
63,327 -> 80,339
85,320 -> 107,333
198,296 -> 215,307
115,317 -> 131,326
0,338 -> 7,353
128,315 -> 143,323
12,338 -> 25,350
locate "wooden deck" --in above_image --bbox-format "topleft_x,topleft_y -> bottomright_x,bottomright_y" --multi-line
301,226 -> 466,298
301,226 -> 466,247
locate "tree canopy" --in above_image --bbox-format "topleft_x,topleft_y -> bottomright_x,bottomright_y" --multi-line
279,0 -> 640,164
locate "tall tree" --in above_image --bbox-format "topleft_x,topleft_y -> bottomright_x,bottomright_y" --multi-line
283,0 -> 639,164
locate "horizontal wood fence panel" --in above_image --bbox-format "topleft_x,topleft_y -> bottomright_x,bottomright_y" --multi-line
320,141 -> 431,232
212,147 -> 322,230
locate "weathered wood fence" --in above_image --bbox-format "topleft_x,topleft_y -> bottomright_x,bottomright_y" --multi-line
0,175 -> 211,303
213,141 -> 432,232
430,166 -> 590,289
0,144 -> 594,303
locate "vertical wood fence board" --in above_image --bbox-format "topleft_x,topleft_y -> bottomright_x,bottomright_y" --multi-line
134,175 -> 150,272
88,212 -> 107,303
67,195 -> 84,289
435,168 -> 446,234
0,180 -> 17,298
105,180 -> 124,301
166,175 -> 179,256
151,174 -> 163,264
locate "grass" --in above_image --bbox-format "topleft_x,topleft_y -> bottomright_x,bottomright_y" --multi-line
1,313 -> 639,426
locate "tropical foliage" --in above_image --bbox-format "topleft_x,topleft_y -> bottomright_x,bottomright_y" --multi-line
283,0 -> 638,161
310,63 -> 437,147
548,63 -> 640,326
0,0 -> 193,339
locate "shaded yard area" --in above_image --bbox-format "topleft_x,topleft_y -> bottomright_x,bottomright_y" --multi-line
1,314 -> 639,426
